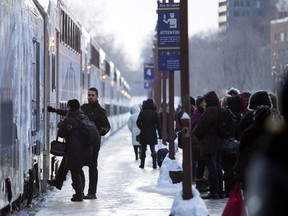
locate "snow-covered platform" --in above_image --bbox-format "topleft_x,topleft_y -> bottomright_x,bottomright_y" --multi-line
12,126 -> 228,216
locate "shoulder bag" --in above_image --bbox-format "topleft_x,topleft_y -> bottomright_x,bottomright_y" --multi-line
50,135 -> 66,156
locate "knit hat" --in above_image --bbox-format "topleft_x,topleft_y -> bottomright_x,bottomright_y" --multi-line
249,91 -> 271,110
68,99 -> 80,111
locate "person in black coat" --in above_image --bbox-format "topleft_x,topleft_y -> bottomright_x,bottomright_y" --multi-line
47,87 -> 110,200
234,105 -> 273,194
238,90 -> 272,137
57,99 -> 90,201
192,91 -> 226,199
245,78 -> 287,215
137,98 -> 162,169
222,95 -> 242,197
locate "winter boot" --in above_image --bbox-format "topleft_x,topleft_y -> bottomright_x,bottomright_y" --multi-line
71,183 -> 83,202
47,179 -> 63,190
139,157 -> 145,169
196,178 -> 210,192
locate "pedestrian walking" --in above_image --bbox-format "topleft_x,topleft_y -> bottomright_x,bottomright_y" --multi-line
128,104 -> 141,160
57,99 -> 90,201
136,98 -> 162,169
47,87 -> 110,200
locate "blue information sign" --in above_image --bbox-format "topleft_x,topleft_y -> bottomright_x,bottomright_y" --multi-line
144,63 -> 154,80
157,3 -> 181,71
144,82 -> 151,89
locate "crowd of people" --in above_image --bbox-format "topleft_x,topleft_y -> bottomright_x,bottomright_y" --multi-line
48,79 -> 288,215
128,78 -> 287,215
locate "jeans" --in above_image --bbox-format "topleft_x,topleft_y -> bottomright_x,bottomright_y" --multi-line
205,150 -> 223,195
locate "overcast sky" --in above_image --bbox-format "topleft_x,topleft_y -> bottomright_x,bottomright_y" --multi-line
62,0 -> 218,71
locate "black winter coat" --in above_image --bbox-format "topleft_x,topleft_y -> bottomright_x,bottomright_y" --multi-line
192,91 -> 226,156
81,101 -> 111,136
56,101 -> 110,137
57,111 -> 91,170
136,109 -> 162,145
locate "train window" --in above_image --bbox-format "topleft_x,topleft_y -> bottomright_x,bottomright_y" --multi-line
61,10 -> 64,42
91,45 -> 100,68
114,70 -> 117,83
77,27 -> 80,52
69,19 -> 73,48
68,17 -> 71,47
105,60 -> 110,76
105,104 -> 111,117
113,105 -> 118,115
59,101 -> 68,121
60,10 -> 80,53
71,23 -> 74,49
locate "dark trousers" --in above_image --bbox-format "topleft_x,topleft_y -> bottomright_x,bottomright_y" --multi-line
192,159 -> 206,179
70,168 -> 84,196
54,146 -> 100,195
140,144 -> 156,159
222,150 -> 237,195
205,150 -> 223,195
87,145 -> 100,195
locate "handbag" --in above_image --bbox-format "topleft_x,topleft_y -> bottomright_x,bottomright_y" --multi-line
50,135 -> 66,156
222,183 -> 247,216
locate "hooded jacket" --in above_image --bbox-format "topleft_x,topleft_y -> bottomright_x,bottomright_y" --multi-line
238,91 -> 271,136
192,91 -> 226,156
128,105 -> 141,146
136,99 -> 161,145
57,110 -> 91,169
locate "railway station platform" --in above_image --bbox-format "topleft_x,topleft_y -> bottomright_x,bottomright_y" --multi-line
12,126 -> 228,216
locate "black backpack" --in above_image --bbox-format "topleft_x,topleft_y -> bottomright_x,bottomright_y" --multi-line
216,107 -> 238,139
77,116 -> 101,148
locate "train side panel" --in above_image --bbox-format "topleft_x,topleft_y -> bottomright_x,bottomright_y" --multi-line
0,0 -> 131,213
0,0 -> 45,210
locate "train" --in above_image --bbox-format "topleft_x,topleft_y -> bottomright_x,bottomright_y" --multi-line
0,0 -> 131,214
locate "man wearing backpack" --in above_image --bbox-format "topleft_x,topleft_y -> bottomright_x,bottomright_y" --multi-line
47,87 -> 111,200
192,91 -> 226,199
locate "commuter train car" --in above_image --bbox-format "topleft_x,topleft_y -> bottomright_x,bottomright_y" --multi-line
0,0 -> 131,214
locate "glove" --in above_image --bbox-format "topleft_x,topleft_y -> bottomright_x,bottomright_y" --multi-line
47,106 -> 56,113
99,128 -> 108,136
